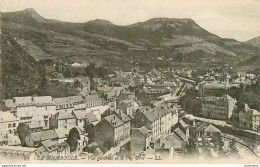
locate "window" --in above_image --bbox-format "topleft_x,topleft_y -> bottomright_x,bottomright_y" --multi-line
13,123 -> 16,127
8,124 -> 11,128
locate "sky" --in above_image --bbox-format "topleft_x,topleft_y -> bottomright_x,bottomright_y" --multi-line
1,0 -> 260,41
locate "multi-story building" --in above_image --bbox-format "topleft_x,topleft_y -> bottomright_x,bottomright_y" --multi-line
3,96 -> 56,128
53,96 -> 85,113
0,111 -> 19,137
73,110 -> 99,131
85,95 -> 108,121
201,94 -> 237,120
49,111 -> 76,130
132,104 -> 178,140
239,104 -> 260,131
118,100 -> 135,118
130,126 -> 152,154
94,114 -> 130,148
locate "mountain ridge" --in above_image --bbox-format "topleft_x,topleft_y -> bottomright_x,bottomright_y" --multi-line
1,8 -> 260,68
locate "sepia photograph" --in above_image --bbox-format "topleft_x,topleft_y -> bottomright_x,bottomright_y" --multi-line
0,0 -> 260,165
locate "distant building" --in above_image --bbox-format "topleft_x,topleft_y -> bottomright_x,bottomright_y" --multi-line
198,82 -> 230,97
239,104 -> 260,131
201,94 -> 237,120
130,126 -> 152,154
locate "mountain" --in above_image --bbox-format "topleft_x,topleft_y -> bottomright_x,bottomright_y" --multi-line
245,36 -> 260,48
1,8 -> 260,68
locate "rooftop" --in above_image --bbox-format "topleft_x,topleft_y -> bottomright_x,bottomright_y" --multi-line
53,96 -> 84,105
0,111 -> 19,123
30,130 -> 59,142
73,110 -> 98,122
104,114 -> 124,128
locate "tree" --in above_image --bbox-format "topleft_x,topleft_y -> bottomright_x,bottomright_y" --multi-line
17,123 -> 30,146
66,127 -> 80,152
74,79 -> 81,88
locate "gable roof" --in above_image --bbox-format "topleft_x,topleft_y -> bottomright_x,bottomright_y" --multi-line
204,124 -> 221,133
195,122 -> 208,133
73,110 -> 98,122
114,110 -> 131,123
55,111 -> 75,120
142,110 -> 159,122
30,130 -> 59,142
41,139 -> 59,152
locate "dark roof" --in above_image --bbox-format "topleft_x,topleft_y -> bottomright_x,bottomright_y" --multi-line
195,122 -> 208,133
104,114 -> 124,128
174,128 -> 186,141
142,110 -> 159,122
114,110 -> 131,123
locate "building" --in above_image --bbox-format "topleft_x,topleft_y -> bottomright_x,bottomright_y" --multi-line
53,96 -> 85,113
132,104 -> 178,140
114,110 -> 131,141
198,82 -> 230,97
73,110 -> 99,131
118,100 -> 135,118
28,122 -> 44,133
54,128 -> 70,143
130,126 -> 152,154
0,111 -> 19,137
94,114 -> 129,148
49,111 -> 76,130
85,95 -> 108,121
239,104 -> 260,131
109,77 -> 131,88
143,84 -> 176,94
154,134 -> 185,159
35,140 -> 70,160
201,94 -> 237,120
3,96 -> 56,128
24,130 -> 59,148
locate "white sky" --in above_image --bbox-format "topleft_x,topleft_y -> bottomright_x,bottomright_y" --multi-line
1,0 -> 260,41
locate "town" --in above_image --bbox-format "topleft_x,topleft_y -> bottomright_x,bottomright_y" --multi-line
0,62 -> 259,162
